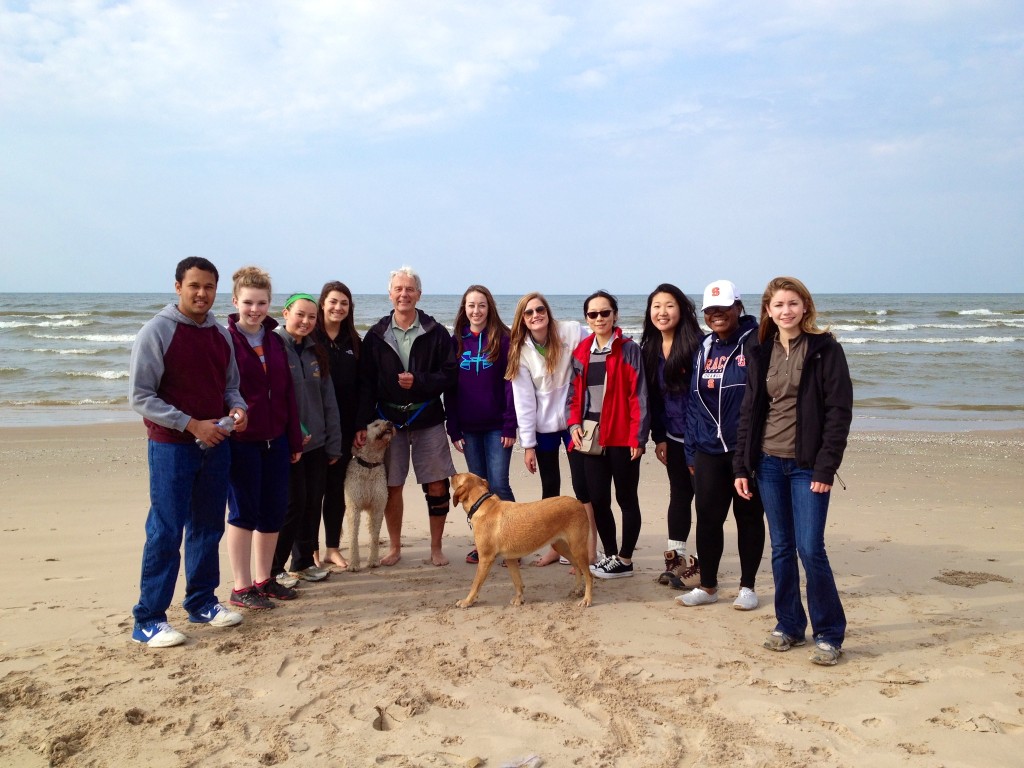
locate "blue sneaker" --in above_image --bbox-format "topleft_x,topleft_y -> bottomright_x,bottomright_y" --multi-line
188,603 -> 243,627
132,620 -> 186,648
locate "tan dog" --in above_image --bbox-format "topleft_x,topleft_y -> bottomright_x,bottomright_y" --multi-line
345,419 -> 394,571
450,472 -> 593,608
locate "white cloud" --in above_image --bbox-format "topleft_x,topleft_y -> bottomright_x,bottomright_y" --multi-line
0,0 -> 571,137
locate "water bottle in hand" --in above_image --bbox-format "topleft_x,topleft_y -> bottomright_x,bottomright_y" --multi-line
196,415 -> 236,449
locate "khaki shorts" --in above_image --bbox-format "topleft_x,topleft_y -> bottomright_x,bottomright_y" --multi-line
385,422 -> 456,487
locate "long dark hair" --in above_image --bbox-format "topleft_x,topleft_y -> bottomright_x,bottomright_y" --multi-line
316,281 -> 361,361
640,283 -> 702,392
453,284 -> 510,362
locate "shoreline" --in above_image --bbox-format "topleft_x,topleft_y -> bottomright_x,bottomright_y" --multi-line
1,421 -> 1020,765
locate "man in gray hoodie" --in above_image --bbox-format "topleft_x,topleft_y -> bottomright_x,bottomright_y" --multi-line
128,256 -> 249,648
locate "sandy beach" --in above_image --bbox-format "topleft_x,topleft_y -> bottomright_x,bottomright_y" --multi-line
0,423 -> 1021,767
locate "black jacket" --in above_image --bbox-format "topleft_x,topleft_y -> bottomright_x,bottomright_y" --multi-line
734,332 -> 853,485
356,310 -> 457,432
317,328 -> 361,455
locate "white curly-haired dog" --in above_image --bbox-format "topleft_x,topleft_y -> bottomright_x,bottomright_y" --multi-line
345,419 -> 395,571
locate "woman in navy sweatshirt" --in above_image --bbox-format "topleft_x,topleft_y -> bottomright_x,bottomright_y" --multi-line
679,280 -> 765,611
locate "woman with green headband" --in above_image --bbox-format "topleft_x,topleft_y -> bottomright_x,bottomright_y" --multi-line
271,292 -> 343,584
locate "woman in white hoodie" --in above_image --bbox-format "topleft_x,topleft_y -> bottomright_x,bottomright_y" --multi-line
506,292 -> 597,566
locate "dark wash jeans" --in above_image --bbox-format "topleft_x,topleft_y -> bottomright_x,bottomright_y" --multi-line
132,439 -> 230,626
757,454 -> 846,647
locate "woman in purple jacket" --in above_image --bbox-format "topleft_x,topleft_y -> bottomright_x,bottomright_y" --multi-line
446,285 -> 517,564
225,266 -> 304,608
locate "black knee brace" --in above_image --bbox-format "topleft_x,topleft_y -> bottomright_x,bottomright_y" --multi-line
422,479 -> 451,517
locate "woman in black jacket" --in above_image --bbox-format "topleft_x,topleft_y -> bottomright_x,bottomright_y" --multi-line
734,277 -> 853,666
314,281 -> 362,570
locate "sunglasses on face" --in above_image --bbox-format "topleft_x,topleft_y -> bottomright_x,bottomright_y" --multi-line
523,306 -> 547,317
586,309 -> 614,319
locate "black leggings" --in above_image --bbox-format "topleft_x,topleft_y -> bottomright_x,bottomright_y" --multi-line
274,447 -> 327,574
692,449 -> 764,589
664,439 -> 694,543
536,444 -> 590,502
321,453 -> 352,548
584,447 -> 642,559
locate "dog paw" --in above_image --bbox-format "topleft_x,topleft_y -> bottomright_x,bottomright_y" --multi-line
346,563 -> 361,573
509,596 -> 525,607
577,597 -> 593,608
368,559 -> 381,569
455,599 -> 474,609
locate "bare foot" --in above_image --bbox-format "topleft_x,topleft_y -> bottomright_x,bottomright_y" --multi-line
430,548 -> 449,567
312,550 -> 322,568
532,548 -> 560,567
380,549 -> 401,566
323,548 -> 349,569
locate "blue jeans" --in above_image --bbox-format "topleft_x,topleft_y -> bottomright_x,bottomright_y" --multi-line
757,454 -> 846,647
133,440 -> 230,625
462,430 -> 515,502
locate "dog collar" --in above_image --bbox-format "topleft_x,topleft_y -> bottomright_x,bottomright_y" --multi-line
355,456 -> 383,469
465,492 -> 494,528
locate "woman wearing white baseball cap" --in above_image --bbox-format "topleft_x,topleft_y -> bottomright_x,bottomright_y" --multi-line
678,280 -> 766,610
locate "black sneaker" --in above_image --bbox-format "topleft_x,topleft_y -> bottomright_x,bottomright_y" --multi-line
255,578 -> 298,601
230,586 -> 274,610
592,556 -> 634,580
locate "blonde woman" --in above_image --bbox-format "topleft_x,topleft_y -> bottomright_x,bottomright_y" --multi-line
225,267 -> 303,607
507,292 -> 597,566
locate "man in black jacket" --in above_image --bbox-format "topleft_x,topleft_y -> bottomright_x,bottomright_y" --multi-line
355,266 -> 458,566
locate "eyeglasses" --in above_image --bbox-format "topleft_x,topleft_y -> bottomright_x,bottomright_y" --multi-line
523,306 -> 547,317
586,309 -> 614,319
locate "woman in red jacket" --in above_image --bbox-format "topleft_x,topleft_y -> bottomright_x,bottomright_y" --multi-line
567,291 -> 650,579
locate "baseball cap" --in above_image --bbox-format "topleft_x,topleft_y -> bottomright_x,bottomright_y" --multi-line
701,280 -> 740,311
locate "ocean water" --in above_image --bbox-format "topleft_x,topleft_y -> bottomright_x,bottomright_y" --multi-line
1,292 -> 1021,431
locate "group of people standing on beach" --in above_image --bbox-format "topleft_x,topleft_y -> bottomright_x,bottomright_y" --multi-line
128,256 -> 852,667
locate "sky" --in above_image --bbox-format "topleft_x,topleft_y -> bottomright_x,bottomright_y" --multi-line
1,1 -> 1022,295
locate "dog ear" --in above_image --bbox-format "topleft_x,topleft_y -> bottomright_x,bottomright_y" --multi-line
450,474 -> 463,505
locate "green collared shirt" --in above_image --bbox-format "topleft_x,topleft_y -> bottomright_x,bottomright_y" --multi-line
391,312 -> 423,371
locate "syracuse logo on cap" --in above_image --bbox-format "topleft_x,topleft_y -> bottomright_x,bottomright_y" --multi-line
711,287 -> 720,297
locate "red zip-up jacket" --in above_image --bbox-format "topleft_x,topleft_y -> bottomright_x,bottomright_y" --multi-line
566,327 -> 650,450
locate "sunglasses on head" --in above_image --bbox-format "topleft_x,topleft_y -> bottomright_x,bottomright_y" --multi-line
586,309 -> 614,319
523,305 -> 547,317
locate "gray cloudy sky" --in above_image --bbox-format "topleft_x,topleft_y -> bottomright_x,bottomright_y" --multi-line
1,1 -> 1022,294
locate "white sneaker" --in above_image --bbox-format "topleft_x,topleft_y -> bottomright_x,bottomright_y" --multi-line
733,587 -> 759,611
675,587 -> 719,607
189,603 -> 243,627
132,621 -> 187,648
275,571 -> 299,588
589,554 -> 611,572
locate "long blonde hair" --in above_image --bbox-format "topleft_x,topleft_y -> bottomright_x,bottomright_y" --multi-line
757,276 -> 825,343
505,292 -> 564,379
